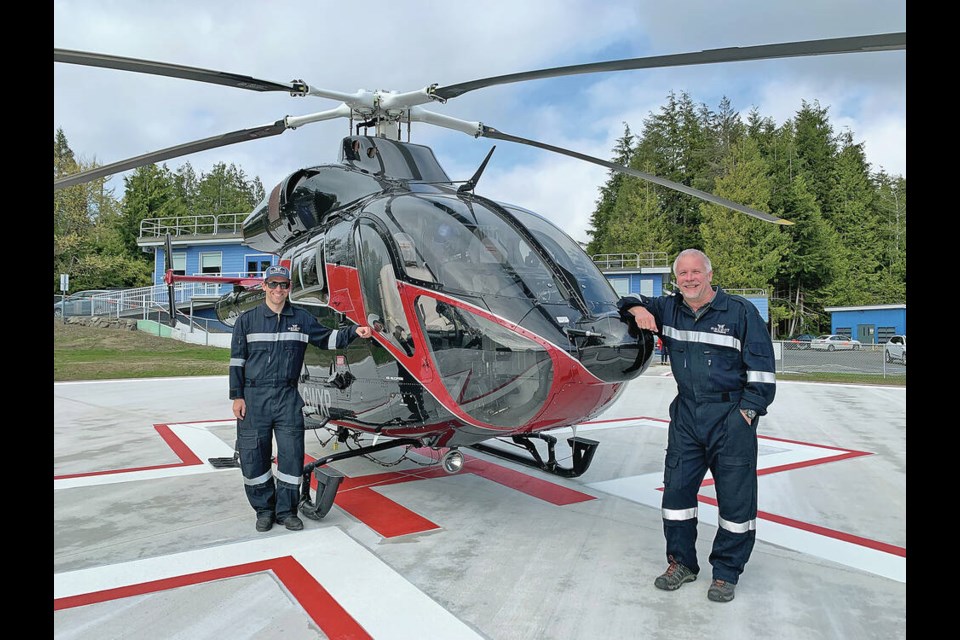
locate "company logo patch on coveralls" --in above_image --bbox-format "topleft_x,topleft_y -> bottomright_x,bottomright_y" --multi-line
711,323 -> 731,335
288,324 -> 301,332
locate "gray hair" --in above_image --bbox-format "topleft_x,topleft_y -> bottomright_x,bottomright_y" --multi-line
672,249 -> 712,275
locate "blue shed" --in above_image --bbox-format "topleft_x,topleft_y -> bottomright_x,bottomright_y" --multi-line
823,304 -> 906,345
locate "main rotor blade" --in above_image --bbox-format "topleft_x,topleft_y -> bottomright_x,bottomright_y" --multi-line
55,49 -> 304,93
480,126 -> 791,225
434,32 -> 905,100
53,121 -> 288,191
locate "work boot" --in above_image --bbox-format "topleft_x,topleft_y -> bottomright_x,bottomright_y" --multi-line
707,579 -> 736,602
654,556 -> 697,591
255,513 -> 274,532
277,515 -> 304,531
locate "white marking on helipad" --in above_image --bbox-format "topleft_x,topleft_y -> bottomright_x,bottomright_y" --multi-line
54,527 -> 483,639
585,423 -> 906,583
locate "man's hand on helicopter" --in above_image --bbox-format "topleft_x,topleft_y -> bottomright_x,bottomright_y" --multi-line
232,398 -> 246,420
627,307 -> 659,333
356,326 -> 373,339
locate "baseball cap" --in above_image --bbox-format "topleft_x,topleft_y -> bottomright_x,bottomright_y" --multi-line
263,265 -> 291,281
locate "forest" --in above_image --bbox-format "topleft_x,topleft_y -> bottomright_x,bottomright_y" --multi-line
54,90 -> 905,337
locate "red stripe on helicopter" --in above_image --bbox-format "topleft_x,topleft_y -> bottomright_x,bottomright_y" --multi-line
320,265 -> 628,438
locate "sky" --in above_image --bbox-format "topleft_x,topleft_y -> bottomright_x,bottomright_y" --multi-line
53,0 -> 906,245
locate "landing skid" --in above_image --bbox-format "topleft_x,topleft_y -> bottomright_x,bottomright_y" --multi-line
469,433 -> 599,478
298,436 -> 422,520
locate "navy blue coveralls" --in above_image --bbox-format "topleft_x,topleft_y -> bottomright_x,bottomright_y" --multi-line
229,301 -> 358,522
619,287 -> 776,584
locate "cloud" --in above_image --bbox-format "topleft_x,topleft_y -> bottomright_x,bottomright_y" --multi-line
54,0 -> 906,243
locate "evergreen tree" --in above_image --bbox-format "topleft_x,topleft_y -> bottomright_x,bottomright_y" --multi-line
633,91 -> 711,250
872,170 -> 906,302
820,132 -> 883,306
777,174 -> 842,334
586,123 -> 633,255
700,138 -> 786,291
606,164 -> 674,257
792,100 -> 838,215
196,162 -> 260,217
172,162 -> 201,216
119,164 -> 178,257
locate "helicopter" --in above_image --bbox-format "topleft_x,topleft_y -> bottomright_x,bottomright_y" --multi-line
53,32 -> 905,519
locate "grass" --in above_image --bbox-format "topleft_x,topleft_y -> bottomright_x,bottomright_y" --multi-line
777,371 -> 904,386
54,320 -> 231,381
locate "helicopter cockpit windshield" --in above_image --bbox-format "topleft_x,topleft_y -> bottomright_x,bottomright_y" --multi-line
382,195 -> 571,311
500,205 -> 621,316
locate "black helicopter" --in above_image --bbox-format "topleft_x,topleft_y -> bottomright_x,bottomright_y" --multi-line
53,32 -> 905,519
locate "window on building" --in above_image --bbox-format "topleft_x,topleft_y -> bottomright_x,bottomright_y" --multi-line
246,256 -> 273,278
640,279 -> 654,296
199,252 -> 222,275
836,327 -> 852,337
877,327 -> 896,343
172,253 -> 186,276
610,277 -> 629,297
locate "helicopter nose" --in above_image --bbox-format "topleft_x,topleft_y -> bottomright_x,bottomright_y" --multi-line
566,315 -> 655,382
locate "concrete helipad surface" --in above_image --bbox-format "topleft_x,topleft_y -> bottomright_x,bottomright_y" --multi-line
54,367 -> 906,639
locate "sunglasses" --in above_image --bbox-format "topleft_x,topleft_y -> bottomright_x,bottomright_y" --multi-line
265,280 -> 290,290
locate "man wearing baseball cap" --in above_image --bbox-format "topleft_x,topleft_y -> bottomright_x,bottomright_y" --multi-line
229,264 -> 372,532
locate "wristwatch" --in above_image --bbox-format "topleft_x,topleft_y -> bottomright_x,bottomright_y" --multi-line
743,409 -> 757,420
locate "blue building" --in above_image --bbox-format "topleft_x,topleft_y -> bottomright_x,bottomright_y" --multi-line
594,252 -> 770,322
138,213 -> 280,294
822,304 -> 906,345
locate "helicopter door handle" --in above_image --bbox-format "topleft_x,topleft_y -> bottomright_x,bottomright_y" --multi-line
564,328 -> 604,339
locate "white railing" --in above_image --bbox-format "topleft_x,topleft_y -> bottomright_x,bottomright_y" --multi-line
592,252 -> 669,269
139,213 -> 248,238
55,275 -> 257,329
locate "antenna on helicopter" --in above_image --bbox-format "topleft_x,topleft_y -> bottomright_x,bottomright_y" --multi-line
457,145 -> 496,193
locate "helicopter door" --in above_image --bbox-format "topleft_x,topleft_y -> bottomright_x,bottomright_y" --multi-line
355,222 -> 416,358
355,222 -> 431,421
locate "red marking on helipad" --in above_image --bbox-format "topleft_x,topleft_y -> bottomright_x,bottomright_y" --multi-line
308,451 -> 595,538
696,495 -> 906,557
54,556 -> 370,639
53,423 -> 203,480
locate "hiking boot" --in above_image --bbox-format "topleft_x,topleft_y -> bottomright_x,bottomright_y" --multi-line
707,579 -> 736,602
654,557 -> 697,591
277,515 -> 304,531
255,514 -> 274,532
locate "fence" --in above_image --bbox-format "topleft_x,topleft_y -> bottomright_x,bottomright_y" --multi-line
591,252 -> 670,269
136,310 -> 232,348
56,286 -> 234,347
772,340 -> 905,381
54,281 -> 241,327
139,213 -> 247,238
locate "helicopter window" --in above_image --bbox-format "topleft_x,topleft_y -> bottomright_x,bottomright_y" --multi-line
289,243 -> 328,305
356,222 -> 414,356
393,232 -> 436,283
379,194 -> 573,310
504,206 -> 620,314
412,296 -> 553,428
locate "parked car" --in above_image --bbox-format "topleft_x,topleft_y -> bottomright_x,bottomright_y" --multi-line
53,289 -> 111,318
884,335 -> 906,364
810,334 -> 862,351
785,334 -> 815,350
